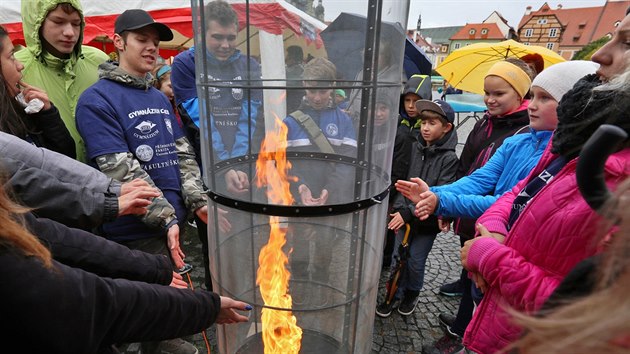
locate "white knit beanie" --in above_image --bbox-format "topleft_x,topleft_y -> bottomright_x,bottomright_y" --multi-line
531,60 -> 599,102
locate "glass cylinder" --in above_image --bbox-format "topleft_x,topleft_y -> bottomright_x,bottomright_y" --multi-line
190,0 -> 409,352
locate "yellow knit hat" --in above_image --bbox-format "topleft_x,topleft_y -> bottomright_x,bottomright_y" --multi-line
486,61 -> 532,98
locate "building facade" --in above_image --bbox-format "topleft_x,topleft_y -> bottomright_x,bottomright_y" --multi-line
517,0 -> 630,59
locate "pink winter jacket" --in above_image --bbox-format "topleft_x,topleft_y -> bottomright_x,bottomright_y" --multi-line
463,145 -> 630,354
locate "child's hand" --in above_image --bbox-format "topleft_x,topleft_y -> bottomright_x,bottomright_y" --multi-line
387,212 -> 404,231
395,177 -> 430,203
298,185 -> 328,206
415,191 -> 438,220
225,169 -> 250,195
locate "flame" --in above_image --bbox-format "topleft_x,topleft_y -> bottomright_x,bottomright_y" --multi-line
255,116 -> 303,353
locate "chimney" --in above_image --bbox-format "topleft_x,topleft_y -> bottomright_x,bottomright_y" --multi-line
525,6 -> 532,15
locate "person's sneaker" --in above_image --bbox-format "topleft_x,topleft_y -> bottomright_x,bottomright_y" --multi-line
439,279 -> 464,297
422,334 -> 465,354
438,313 -> 459,338
375,300 -> 397,318
397,290 -> 419,316
155,338 -> 199,354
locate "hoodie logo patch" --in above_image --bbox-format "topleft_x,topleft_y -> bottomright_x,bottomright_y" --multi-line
164,118 -> 173,135
135,144 -> 154,162
134,121 -> 159,140
326,123 -> 339,137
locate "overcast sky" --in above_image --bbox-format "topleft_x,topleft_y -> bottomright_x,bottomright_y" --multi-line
322,0 -> 606,29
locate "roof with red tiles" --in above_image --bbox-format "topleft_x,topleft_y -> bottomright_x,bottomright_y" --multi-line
592,1 -> 629,39
450,23 -> 505,40
518,1 -> 629,47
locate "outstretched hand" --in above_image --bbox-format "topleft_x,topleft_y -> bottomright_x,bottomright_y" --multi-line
167,224 -> 185,269
225,169 -> 250,195
206,206 -> 232,234
216,296 -> 252,324
169,272 -> 188,289
415,191 -> 438,220
298,184 -> 328,206
395,177 -> 430,204
118,179 -> 160,216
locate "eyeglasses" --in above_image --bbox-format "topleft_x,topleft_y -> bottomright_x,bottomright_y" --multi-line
210,33 -> 237,42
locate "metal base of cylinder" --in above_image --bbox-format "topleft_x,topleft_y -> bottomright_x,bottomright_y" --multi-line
235,329 -> 349,354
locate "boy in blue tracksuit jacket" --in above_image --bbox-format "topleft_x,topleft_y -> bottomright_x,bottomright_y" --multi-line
283,58 -> 357,204
282,57 -> 357,286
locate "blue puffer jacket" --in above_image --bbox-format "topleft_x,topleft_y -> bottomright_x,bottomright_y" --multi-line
431,128 -> 552,219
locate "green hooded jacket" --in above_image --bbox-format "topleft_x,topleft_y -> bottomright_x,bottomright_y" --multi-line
16,0 -> 109,162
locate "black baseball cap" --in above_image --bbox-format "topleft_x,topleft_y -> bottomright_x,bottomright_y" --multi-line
415,99 -> 455,124
115,9 -> 174,41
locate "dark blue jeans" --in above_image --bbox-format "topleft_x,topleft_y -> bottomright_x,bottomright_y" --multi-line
390,228 -> 436,299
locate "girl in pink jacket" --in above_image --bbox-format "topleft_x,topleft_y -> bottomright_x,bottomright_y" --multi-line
460,12 -> 630,353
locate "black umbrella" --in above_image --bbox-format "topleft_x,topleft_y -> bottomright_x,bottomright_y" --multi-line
321,12 -> 407,81
404,37 -> 433,78
384,224 -> 411,305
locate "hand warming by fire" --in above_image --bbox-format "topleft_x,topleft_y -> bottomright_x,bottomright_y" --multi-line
255,117 -> 303,353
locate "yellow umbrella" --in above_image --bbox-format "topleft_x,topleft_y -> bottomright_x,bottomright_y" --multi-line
436,39 -> 565,95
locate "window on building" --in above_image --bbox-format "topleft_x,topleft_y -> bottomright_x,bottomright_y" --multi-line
523,42 -> 530,46
469,29 -> 476,35
481,28 -> 488,35
546,43 -> 554,50
525,29 -> 533,37
615,21 -> 621,27
549,28 -> 558,37
454,43 -> 461,49
537,18 -> 548,25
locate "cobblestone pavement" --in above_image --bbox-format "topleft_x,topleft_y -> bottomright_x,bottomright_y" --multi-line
372,231 -> 462,353
119,226 -> 462,354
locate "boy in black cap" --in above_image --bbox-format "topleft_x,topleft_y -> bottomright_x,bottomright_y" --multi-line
376,99 -> 458,317
76,9 -> 206,354
381,74 -> 432,267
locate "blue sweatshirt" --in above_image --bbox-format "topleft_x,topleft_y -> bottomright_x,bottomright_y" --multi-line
76,79 -> 186,241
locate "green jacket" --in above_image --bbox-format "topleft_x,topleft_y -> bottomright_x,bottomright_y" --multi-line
16,0 -> 109,162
